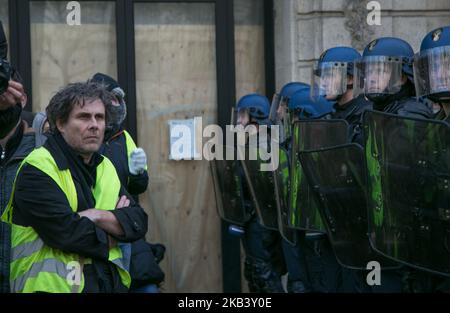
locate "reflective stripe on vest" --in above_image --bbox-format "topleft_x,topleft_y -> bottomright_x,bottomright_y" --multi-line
2,147 -> 131,293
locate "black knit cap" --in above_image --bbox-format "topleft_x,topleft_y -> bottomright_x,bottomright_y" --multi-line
91,73 -> 120,92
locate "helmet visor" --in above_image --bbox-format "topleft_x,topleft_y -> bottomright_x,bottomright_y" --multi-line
354,55 -> 403,96
269,93 -> 291,142
414,46 -> 450,100
232,107 -> 252,127
311,61 -> 348,100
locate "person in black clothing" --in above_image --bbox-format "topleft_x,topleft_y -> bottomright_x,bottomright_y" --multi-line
90,73 -> 165,292
9,69 -> 35,127
313,47 -> 373,145
415,26 -> 450,125
8,82 -> 148,292
91,73 -> 149,196
357,37 -> 435,293
236,93 -> 286,293
0,79 -> 26,138
412,26 -> 450,292
311,47 -> 372,293
356,37 -> 433,119
0,78 -> 33,293
280,86 -> 339,293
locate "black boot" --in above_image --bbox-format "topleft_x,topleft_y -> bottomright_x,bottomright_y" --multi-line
244,258 -> 261,293
287,279 -> 310,293
253,258 -> 285,293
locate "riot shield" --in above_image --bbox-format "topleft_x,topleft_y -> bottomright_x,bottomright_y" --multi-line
363,110 -> 450,276
299,143 -> 396,270
241,132 -> 279,231
289,119 -> 349,232
269,93 -> 292,144
273,146 -> 297,245
210,143 -> 251,226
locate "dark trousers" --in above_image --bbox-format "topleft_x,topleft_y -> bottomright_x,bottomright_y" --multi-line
282,231 -> 342,293
282,231 -> 311,292
241,216 -> 285,293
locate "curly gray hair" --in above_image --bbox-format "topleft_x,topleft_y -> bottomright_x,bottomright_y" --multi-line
46,81 -> 115,132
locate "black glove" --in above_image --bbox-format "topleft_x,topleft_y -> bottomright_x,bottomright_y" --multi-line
150,243 -> 166,264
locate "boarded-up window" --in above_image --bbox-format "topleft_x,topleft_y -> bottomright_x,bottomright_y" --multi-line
30,1 -> 117,112
234,0 -> 266,293
234,0 -> 266,100
134,2 -> 221,292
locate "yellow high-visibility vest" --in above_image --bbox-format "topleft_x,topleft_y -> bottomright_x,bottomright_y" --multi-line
2,147 -> 131,293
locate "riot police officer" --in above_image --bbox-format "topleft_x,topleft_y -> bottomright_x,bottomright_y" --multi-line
357,37 -> 435,293
269,82 -> 311,293
270,82 -> 312,293
413,26 -> 450,292
355,37 -> 433,119
269,83 -> 310,147
283,87 -> 342,293
415,26 -> 450,124
312,47 -> 375,292
312,46 -> 372,144
235,94 -> 285,293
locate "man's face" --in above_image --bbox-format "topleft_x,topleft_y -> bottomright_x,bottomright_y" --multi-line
237,109 -> 250,127
430,55 -> 450,92
321,71 -> 344,97
57,99 -> 106,159
276,100 -> 288,121
365,63 -> 392,93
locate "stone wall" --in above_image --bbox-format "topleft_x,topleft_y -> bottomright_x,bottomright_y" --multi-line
274,0 -> 450,89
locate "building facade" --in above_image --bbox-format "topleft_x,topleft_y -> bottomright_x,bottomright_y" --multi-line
0,0 -> 449,292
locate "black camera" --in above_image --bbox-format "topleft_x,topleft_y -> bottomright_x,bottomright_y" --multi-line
0,21 -> 11,95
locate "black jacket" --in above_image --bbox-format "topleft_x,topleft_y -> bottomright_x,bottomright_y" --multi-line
382,97 -> 434,119
100,128 -> 148,196
101,128 -> 165,287
331,95 -> 373,144
372,82 -> 434,120
11,133 -> 148,292
0,121 -> 35,293
435,108 -> 450,124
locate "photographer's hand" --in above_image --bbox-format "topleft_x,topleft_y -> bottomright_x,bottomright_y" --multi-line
0,81 -> 24,110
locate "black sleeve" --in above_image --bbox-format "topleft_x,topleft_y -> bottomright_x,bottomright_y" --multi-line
399,101 -> 434,119
127,170 -> 149,195
110,186 -> 148,242
13,164 -> 110,260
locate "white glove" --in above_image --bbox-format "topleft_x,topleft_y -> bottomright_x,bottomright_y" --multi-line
129,148 -> 147,175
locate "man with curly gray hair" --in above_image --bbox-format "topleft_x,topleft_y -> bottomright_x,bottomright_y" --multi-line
2,81 -> 148,293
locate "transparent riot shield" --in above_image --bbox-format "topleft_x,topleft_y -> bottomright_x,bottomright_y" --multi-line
299,143 -> 396,270
289,120 -> 349,232
210,143 -> 251,226
269,93 -> 292,144
363,110 -> 450,276
273,146 -> 297,245
241,132 -> 279,231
